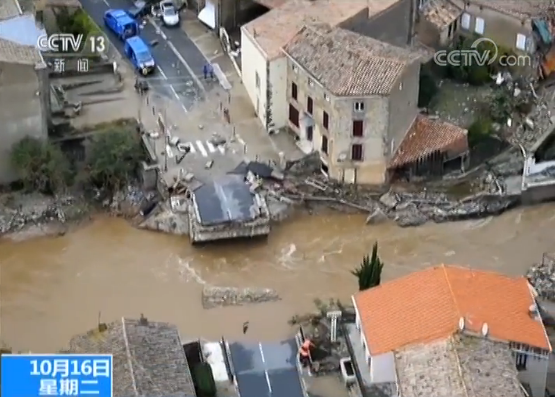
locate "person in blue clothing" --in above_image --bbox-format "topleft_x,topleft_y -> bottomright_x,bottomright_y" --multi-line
203,63 -> 215,80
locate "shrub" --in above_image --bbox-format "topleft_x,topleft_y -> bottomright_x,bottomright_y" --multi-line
10,137 -> 73,194
85,129 -> 144,192
468,117 -> 493,147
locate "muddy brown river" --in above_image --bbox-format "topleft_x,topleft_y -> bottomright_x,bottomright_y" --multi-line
1,205 -> 554,353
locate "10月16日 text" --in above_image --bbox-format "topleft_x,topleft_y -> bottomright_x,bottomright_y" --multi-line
0,354 -> 113,397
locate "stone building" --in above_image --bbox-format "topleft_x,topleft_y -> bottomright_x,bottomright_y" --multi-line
282,24 -> 422,185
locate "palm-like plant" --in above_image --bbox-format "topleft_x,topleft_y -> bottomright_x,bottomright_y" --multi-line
351,242 -> 384,291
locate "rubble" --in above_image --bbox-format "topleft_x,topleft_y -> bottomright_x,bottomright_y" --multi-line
201,286 -> 280,309
526,256 -> 555,302
0,194 -> 89,237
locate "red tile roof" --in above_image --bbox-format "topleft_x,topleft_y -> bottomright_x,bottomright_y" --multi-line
353,265 -> 551,355
389,115 -> 468,169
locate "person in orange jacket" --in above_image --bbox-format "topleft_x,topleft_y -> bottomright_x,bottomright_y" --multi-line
298,339 -> 314,367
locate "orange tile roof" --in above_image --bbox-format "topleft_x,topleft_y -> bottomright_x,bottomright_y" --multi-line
353,265 -> 551,355
389,115 -> 468,169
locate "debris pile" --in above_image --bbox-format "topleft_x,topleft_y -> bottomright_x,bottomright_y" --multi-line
383,191 -> 518,227
201,286 -> 280,309
0,194 -> 86,235
527,256 -> 555,302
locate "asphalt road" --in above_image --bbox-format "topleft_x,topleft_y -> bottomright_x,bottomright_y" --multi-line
79,0 -> 210,111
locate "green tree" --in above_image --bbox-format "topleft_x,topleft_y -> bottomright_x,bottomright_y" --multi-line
351,242 -> 384,291
10,137 -> 72,194
85,129 -> 143,192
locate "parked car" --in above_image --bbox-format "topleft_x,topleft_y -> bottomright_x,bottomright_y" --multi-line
103,9 -> 139,40
160,1 -> 180,26
124,36 -> 156,75
127,1 -> 150,20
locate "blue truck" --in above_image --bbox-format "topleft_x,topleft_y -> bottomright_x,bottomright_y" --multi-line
103,9 -> 156,75
103,9 -> 139,40
124,36 -> 155,75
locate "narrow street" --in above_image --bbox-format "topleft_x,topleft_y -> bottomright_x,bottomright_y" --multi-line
79,0 -> 210,111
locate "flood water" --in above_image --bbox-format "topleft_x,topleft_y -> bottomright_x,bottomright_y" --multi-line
1,204 -> 554,353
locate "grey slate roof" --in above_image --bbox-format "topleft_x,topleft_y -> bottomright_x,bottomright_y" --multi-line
229,338 -> 306,397
0,12 -> 44,65
192,175 -> 258,226
69,317 -> 196,397
395,334 -> 526,397
283,24 -> 420,97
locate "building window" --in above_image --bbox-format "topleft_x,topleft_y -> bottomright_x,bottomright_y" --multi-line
474,17 -> 485,34
289,104 -> 299,127
321,162 -> 329,176
461,13 -> 471,30
515,353 -> 527,370
351,144 -> 363,161
292,83 -> 298,100
354,101 -> 365,112
353,120 -> 363,137
516,34 -> 527,51
255,72 -> 260,89
324,93 -> 330,102
323,111 -> 329,129
308,78 -> 314,87
306,125 -> 313,141
307,96 -> 313,114
321,135 -> 328,154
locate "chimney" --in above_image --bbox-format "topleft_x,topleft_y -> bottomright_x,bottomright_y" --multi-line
529,303 -> 539,320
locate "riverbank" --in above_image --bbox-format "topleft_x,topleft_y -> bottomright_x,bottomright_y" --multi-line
0,185 -> 149,242
0,144 -> 539,241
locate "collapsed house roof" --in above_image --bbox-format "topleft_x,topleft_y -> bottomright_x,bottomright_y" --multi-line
192,175 -> 259,226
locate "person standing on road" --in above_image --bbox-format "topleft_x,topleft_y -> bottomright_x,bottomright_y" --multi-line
207,63 -> 214,80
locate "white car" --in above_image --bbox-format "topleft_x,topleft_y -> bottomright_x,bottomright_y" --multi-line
160,1 -> 179,26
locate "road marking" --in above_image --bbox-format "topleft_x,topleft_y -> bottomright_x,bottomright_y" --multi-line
148,20 -> 206,93
156,65 -> 187,111
196,140 -> 208,157
217,145 -> 225,154
188,144 -> 196,154
206,141 -> 216,153
156,65 -> 167,79
237,137 -> 246,146
169,85 -> 181,102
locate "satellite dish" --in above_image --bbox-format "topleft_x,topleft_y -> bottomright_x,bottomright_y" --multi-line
458,317 -> 465,330
481,323 -> 489,336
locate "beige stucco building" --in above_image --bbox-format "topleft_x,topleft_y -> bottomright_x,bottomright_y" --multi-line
282,25 -> 422,185
240,0 -> 414,133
